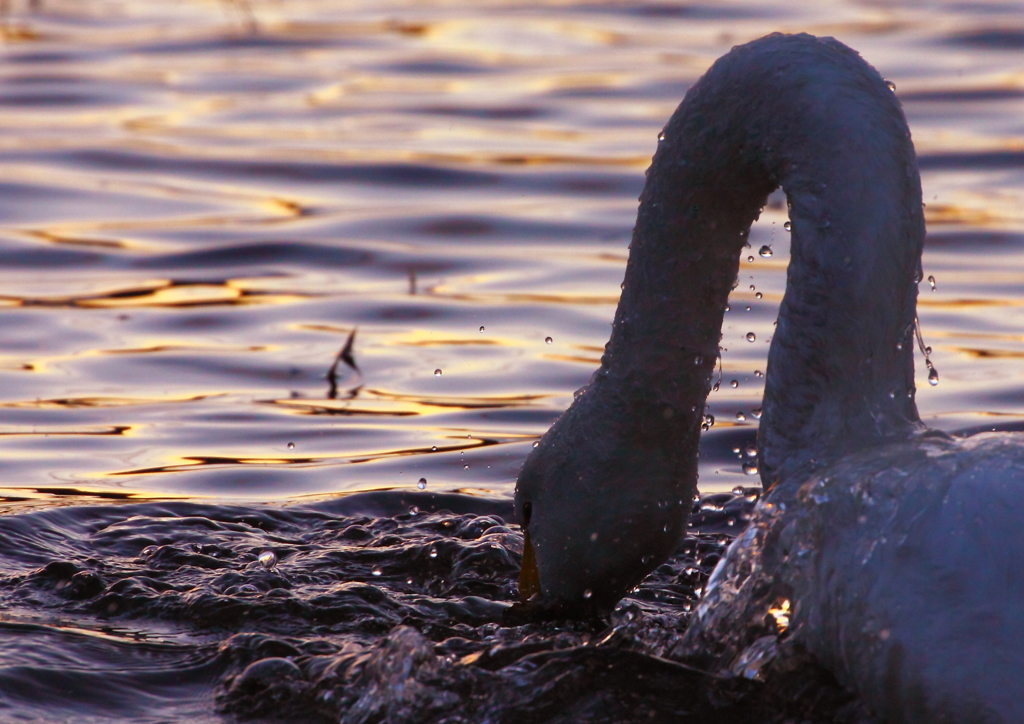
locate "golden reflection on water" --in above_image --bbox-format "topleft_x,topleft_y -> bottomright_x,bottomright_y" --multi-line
0,1 -> 1019,500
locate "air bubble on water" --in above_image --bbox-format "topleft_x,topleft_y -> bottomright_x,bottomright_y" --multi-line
258,550 -> 277,569
746,332 -> 756,342
434,369 -> 442,376
784,221 -> 792,231
545,336 -> 553,344
417,478 -> 427,489
758,245 -> 773,258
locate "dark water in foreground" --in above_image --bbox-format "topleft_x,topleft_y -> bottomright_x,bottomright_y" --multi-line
2,489 -> 776,724
2,0 -> 1024,721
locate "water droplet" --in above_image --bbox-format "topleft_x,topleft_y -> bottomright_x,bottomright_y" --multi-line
434,369 -> 442,376
746,332 -> 756,342
583,589 -> 593,599
701,414 -> 715,431
431,445 -> 437,452
544,336 -> 554,345
743,461 -> 759,475
928,365 -> 939,386
928,275 -> 936,291
693,355 -> 703,365
620,281 -> 625,290
758,245 -> 773,258
783,221 -> 792,232
533,441 -> 540,448
371,568 -> 382,576
747,255 -> 754,262
463,464 -> 469,469
417,478 -> 427,489
925,346 -> 932,355
657,131 -> 666,142
479,326 -> 485,332
429,548 -> 438,559
736,412 -> 746,421
732,446 -> 741,454
724,304 -> 730,312
751,407 -> 762,419
745,305 -> 751,311
896,343 -> 902,350
286,442 -> 295,450
258,550 -> 277,569
730,380 -> 738,388
755,292 -> 763,299
711,381 -> 720,392
885,79 -> 896,92
754,370 -> 763,377
141,545 -> 157,557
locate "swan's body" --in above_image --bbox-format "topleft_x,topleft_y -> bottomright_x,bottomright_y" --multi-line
513,33 -> 1024,722
678,433 -> 1024,722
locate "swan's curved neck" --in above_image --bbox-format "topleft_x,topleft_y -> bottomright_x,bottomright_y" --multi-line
603,35 -> 925,487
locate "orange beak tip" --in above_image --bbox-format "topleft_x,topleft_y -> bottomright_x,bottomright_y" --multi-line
518,528 -> 541,602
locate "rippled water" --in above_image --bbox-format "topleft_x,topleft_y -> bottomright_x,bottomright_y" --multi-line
1,1 -> 1023,721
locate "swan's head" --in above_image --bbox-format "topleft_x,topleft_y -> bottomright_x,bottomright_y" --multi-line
513,381 -> 696,614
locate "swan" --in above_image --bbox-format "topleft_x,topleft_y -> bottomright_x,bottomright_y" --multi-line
513,33 -> 1024,723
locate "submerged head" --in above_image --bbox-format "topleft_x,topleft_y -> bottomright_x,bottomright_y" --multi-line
514,371 -> 702,613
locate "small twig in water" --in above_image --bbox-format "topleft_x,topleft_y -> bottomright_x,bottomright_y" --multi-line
327,328 -> 359,399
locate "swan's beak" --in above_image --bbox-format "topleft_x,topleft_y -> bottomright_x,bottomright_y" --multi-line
518,528 -> 541,602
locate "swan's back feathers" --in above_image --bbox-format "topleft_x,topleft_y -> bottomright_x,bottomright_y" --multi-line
680,432 -> 1024,724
